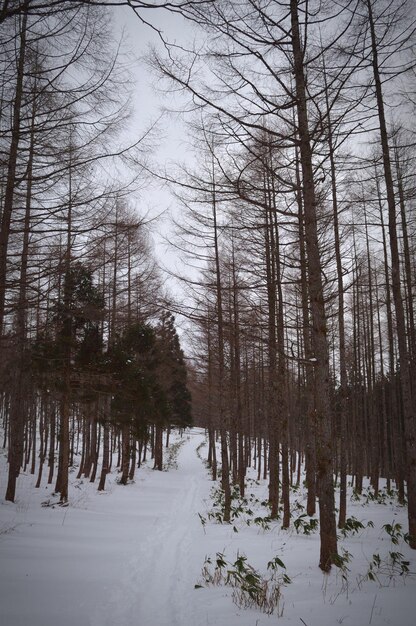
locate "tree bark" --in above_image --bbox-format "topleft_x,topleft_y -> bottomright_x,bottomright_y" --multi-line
290,0 -> 338,570
366,0 -> 416,548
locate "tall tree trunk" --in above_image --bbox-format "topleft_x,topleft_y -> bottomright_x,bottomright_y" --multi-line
367,0 -> 416,547
394,142 -> 416,368
120,423 -> 130,484
4,67 -> 35,501
323,63 -> 348,528
0,8 -> 27,337
272,195 -> 290,528
212,161 -> 231,522
55,141 -> 75,504
295,144 -> 316,517
154,424 -> 163,471
263,166 -> 279,519
98,417 -> 110,491
230,239 -> 246,496
47,403 -> 56,485
290,0 -> 338,570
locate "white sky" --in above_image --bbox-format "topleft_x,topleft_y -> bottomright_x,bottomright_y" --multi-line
111,6 -> 205,346
113,6 -> 197,267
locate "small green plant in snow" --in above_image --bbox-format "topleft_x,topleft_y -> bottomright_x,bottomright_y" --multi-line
163,438 -> 185,470
197,551 -> 291,615
364,551 -> 411,585
382,521 -> 409,545
293,513 -> 319,535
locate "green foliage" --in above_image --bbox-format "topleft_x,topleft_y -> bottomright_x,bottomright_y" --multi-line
155,312 -> 192,428
32,291 -> 192,449
332,548 -> 353,582
364,551 -> 411,584
202,482 -> 275,532
198,551 -> 290,615
250,516 -> 272,531
293,513 -> 319,535
354,521 -> 414,588
206,485 -> 240,523
163,438 -> 185,470
195,440 -> 211,470
33,297 -> 192,438
105,321 -> 166,431
55,262 -> 105,331
105,313 -> 192,434
267,556 -> 292,585
338,516 -> 370,538
291,499 -> 305,513
206,484 -> 259,525
195,440 -> 207,460
382,521 -> 409,545
33,263 -> 104,367
31,262 -> 105,402
351,486 -> 407,506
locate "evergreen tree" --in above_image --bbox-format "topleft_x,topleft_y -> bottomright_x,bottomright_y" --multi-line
156,312 -> 192,428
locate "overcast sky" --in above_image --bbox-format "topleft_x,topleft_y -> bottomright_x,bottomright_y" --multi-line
109,6 -> 207,347
114,6 -> 197,263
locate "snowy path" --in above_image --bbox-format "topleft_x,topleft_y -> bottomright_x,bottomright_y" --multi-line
0,429 -> 212,626
92,430 -> 211,626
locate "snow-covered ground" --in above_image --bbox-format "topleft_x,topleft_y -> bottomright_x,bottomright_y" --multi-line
0,428 -> 415,626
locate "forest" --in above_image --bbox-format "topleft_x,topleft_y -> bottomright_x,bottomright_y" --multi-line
0,0 -> 415,603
